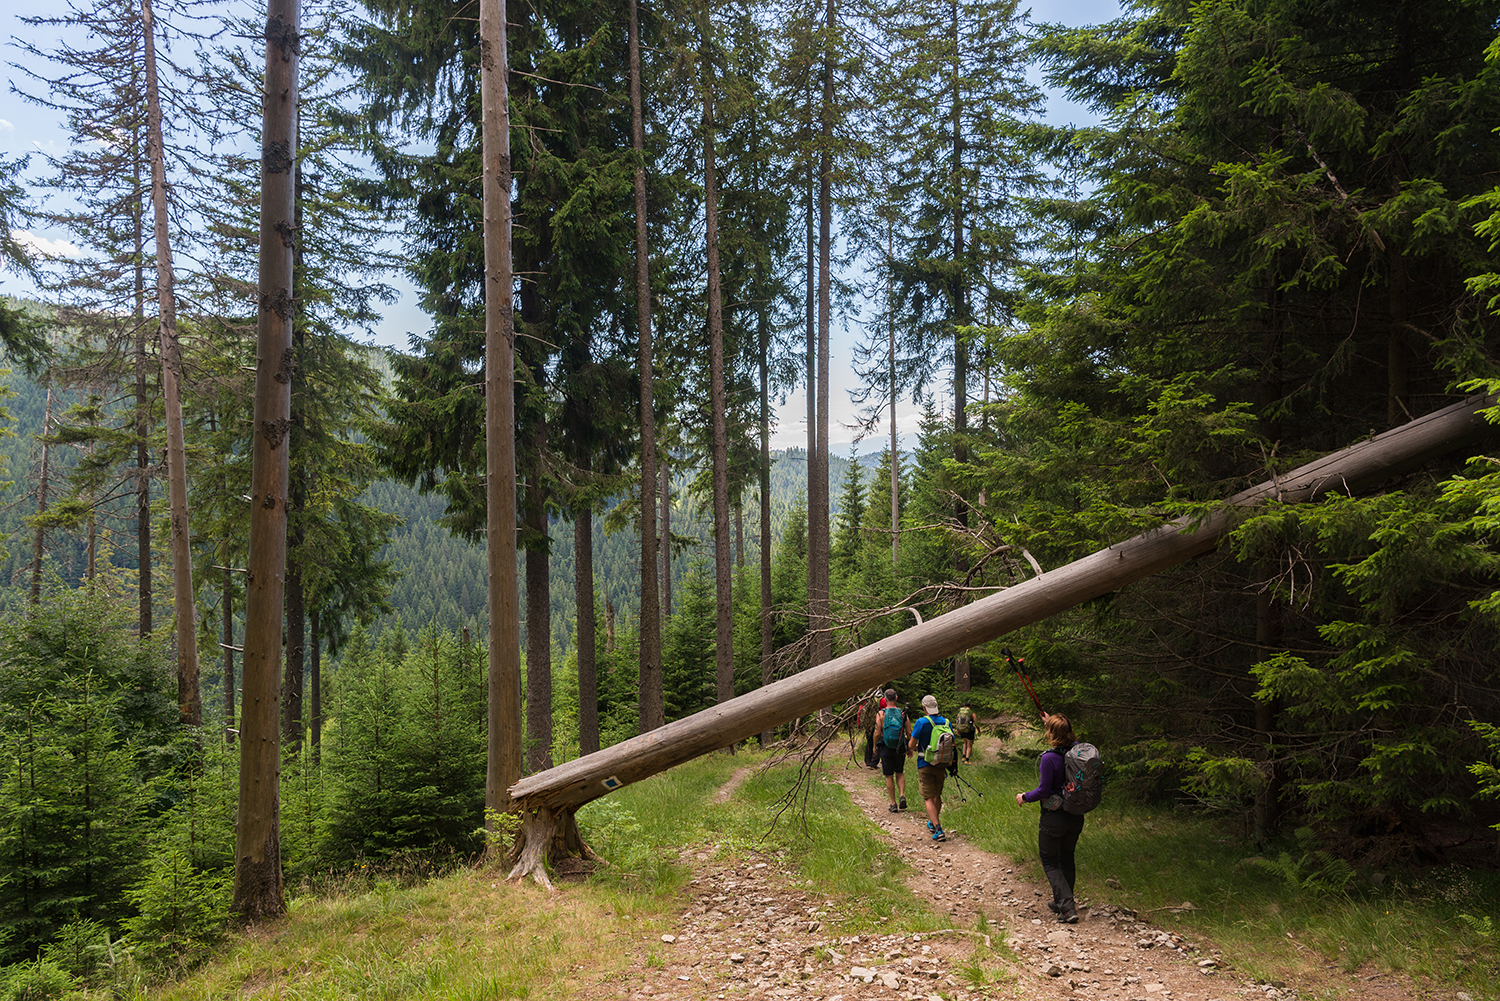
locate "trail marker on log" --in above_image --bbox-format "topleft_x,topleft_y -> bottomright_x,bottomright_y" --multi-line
505,393 -> 1498,883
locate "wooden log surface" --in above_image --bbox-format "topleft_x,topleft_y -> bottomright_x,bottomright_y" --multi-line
510,393 -> 1499,814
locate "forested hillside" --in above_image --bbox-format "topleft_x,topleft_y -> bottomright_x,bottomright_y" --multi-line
355,444 -> 878,653
4,0 -> 1500,986
0,338 -> 877,654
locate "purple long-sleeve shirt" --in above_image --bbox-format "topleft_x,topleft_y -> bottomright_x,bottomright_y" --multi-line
1021,746 -> 1071,803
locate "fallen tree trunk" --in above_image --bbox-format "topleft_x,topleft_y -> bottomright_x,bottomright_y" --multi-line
506,393 -> 1498,877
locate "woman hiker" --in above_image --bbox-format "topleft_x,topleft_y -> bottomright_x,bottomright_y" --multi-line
1015,712 -> 1084,923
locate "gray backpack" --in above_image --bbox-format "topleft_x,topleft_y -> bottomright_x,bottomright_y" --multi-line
1044,743 -> 1103,815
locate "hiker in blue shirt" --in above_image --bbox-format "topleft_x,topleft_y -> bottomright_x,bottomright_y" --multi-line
909,694 -> 950,842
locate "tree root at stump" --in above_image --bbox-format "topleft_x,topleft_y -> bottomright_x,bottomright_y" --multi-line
507,803 -> 607,889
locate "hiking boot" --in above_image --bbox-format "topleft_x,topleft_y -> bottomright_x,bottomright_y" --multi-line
898,796 -> 907,811
1058,903 -> 1079,924
932,827 -> 946,842
888,803 -> 898,813
927,820 -> 935,833
1047,901 -> 1063,914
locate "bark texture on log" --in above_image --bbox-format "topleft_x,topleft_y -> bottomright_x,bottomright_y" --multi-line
510,394 -> 1498,816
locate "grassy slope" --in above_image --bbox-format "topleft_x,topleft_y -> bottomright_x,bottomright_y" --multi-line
137,752 -> 943,1000
135,745 -> 1498,999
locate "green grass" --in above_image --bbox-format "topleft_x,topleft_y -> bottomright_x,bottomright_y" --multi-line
107,742 -> 1500,999
124,749 -> 943,999
949,744 -> 1500,997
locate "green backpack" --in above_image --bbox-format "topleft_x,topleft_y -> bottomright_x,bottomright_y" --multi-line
926,718 -> 956,767
955,706 -> 975,735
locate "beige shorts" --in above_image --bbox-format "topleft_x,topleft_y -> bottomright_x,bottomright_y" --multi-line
918,765 -> 946,801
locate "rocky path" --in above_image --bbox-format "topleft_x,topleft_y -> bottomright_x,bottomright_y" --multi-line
610,754 -> 1430,1001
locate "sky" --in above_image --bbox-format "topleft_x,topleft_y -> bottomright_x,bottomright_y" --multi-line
1,0 -> 1122,453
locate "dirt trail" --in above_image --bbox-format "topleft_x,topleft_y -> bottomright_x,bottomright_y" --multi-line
605,745 -> 1433,1001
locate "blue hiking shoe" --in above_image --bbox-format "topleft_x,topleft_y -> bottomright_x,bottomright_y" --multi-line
927,820 -> 935,833
932,827 -> 946,842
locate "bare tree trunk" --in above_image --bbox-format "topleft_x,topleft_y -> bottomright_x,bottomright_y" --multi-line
480,0 -> 524,832
134,170 -> 151,637
804,150 -> 816,673
948,0 -> 972,695
576,503 -> 599,756
233,0 -> 299,919
29,379 -> 53,606
85,424 -> 97,582
758,250 -> 774,745
1388,245 -> 1410,426
810,8 -> 834,673
1252,589 -> 1283,842
702,14 -> 732,709
660,450 -> 672,618
284,520 -> 304,754
510,392 -> 1500,815
309,608 -> 322,762
888,222 -> 899,569
525,422 -> 553,773
142,0 -> 200,724
630,0 -> 663,737
223,566 -> 235,745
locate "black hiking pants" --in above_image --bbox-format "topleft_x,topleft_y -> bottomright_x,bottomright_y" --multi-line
1038,808 -> 1085,907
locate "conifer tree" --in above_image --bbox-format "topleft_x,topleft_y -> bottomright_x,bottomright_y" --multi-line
631,0 -> 665,735
234,0 -> 300,919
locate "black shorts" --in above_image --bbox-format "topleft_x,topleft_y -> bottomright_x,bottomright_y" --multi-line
879,742 -> 906,776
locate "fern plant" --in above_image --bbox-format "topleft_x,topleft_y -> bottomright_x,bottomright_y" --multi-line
1240,827 -> 1356,898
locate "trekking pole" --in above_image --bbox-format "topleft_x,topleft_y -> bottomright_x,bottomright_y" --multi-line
947,764 -> 967,804
952,769 -> 984,799
1004,647 -> 1044,715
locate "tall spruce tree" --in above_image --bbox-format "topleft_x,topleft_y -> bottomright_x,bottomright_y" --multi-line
234,0 -> 300,919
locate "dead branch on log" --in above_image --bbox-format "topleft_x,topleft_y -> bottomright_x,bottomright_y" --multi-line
759,698 -> 866,840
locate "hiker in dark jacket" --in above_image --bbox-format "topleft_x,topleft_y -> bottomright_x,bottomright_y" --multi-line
861,693 -> 883,768
1015,712 -> 1084,924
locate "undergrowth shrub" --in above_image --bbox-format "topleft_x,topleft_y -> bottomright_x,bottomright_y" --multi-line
121,845 -> 230,973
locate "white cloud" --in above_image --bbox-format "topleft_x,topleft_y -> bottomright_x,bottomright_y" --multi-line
12,230 -> 82,258
0,119 -> 14,133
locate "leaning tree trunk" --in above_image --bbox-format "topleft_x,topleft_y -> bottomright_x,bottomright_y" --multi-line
142,0 -> 199,724
232,0 -> 299,920
479,0 -> 524,844
507,394 -> 1499,836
